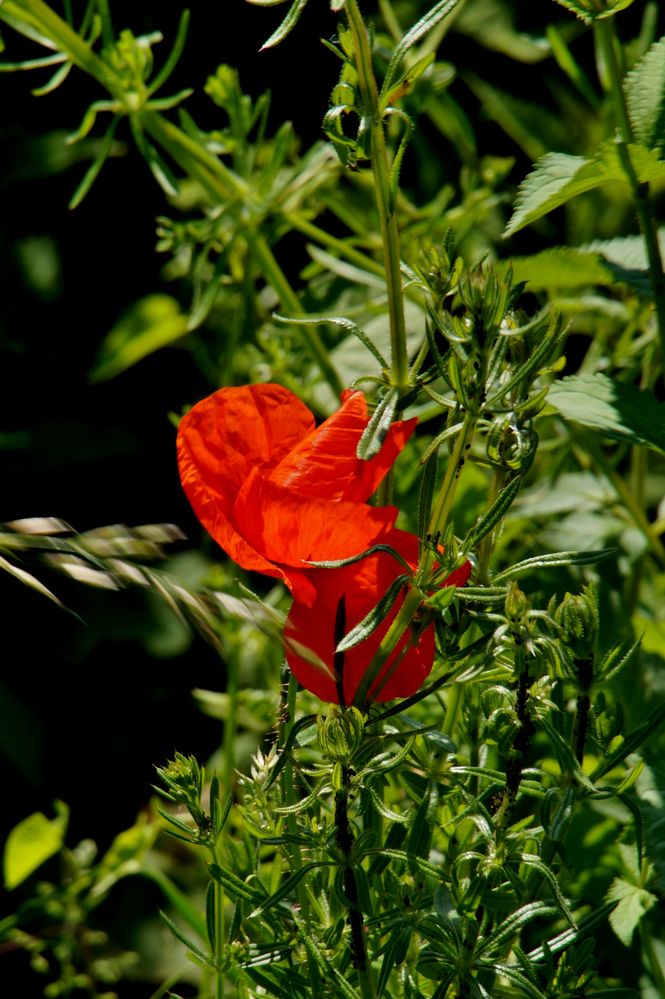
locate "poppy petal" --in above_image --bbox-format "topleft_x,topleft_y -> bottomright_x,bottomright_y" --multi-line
285,532 -> 472,704
177,384 -> 314,573
284,532 -> 433,704
271,390 -> 417,503
234,468 -> 398,586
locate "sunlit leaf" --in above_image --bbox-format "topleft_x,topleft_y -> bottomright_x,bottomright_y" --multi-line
504,142 -> 665,237
4,802 -> 69,890
548,373 -> 665,452
90,294 -> 189,381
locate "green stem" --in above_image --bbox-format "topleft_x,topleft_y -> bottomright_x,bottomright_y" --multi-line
2,0 -> 116,91
476,467 -> 506,585
594,17 -> 665,357
335,766 -> 377,999
221,656 -> 238,799
440,681 -> 462,738
209,842 -> 226,999
352,585 -> 423,709
420,411 -> 476,579
281,672 -> 313,926
345,0 -> 409,390
352,412 -> 476,710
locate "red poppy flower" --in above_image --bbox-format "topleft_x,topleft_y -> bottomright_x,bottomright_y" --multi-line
176,383 -> 416,604
284,530 -> 472,705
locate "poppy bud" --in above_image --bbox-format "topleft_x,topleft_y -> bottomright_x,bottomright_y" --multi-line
318,706 -> 366,764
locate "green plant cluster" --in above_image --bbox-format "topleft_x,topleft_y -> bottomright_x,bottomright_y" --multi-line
2,1 -> 665,997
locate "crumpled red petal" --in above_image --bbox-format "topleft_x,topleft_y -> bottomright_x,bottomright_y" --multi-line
234,468 -> 398,603
177,384 -> 315,575
270,389 -> 417,503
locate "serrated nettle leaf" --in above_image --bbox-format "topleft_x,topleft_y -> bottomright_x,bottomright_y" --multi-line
504,142 -> 665,238
548,373 -> 665,452
508,247 -> 616,291
625,35 -> 665,154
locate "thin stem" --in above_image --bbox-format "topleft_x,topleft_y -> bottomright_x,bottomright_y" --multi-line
345,0 -> 409,390
476,467 -> 506,585
352,585 -> 423,709
420,411 -> 476,579
440,681 -> 462,738
353,411 -> 476,710
335,765 -> 377,999
209,842 -> 226,999
594,17 -> 665,357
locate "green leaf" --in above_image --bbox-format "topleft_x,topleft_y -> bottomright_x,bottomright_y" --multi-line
504,142 -> 665,237
158,909 -> 213,967
4,802 -> 69,890
90,294 -> 189,381
273,311 -> 388,368
591,700 -> 665,781
336,574 -> 410,653
467,475 -> 522,547
382,0 -> 462,97
259,0 -> 309,50
625,35 -> 665,155
356,388 -> 400,460
548,373 -> 665,452
492,549 -> 614,583
552,0 -> 636,23
606,877 -> 656,945
454,0 -> 549,63
208,863 -> 267,906
508,247 -> 615,291
252,861 -> 334,915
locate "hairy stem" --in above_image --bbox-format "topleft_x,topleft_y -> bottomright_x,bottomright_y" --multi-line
345,0 -> 409,390
335,766 -> 376,999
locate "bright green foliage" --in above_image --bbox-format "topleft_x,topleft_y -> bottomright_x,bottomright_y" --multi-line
2,0 -> 665,997
624,34 -> 665,155
4,803 -> 69,891
549,373 -> 665,451
504,142 -> 665,237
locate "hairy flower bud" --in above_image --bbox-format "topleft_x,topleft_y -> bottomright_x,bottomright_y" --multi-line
318,706 -> 366,764
504,581 -> 530,624
554,586 -> 599,660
